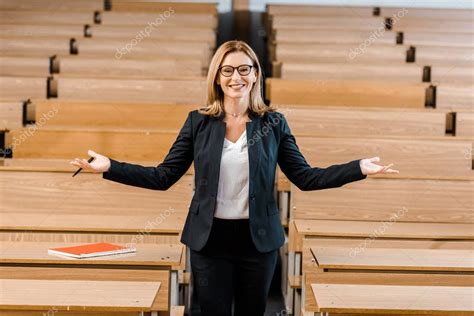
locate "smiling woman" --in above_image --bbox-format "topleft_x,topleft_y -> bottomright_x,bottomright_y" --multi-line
70,40 -> 398,316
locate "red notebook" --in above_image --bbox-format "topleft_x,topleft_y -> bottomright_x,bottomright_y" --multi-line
48,242 -> 136,259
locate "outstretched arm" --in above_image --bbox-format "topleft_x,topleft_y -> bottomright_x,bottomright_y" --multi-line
70,111 -> 194,191
277,114 -> 397,191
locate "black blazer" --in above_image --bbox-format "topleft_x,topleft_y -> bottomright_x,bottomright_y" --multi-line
103,109 -> 367,253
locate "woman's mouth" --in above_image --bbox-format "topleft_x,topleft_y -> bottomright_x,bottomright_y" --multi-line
228,83 -> 245,90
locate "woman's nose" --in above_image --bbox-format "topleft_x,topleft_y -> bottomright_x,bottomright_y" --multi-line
231,69 -> 242,80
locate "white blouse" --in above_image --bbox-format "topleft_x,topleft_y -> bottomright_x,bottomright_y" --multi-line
214,130 -> 250,219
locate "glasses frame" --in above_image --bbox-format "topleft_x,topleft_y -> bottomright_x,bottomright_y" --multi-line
218,64 -> 254,77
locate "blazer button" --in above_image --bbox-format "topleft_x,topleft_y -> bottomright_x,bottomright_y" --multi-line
250,194 -> 255,200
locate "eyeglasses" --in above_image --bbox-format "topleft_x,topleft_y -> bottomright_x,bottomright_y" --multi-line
218,64 -> 254,77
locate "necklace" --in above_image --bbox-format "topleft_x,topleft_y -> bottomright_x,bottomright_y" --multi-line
224,109 -> 248,118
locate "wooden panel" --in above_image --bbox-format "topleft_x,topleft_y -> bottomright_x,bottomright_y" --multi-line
0,101 -> 23,130
76,38 -> 212,60
100,11 -> 217,29
311,247 -> 474,272
0,76 -> 46,100
295,137 -> 472,177
311,283 -> 473,315
266,79 -> 426,107
90,24 -> 215,45
393,18 -> 474,33
0,279 -> 160,312
0,56 -> 49,77
290,219 -> 474,252
275,43 -> 407,64
55,77 -> 207,104
305,272 -> 474,312
111,1 -> 217,14
0,37 -> 70,56
0,24 -> 84,38
0,241 -> 183,266
268,5 -> 374,17
291,178 -> 473,223
404,32 -> 474,48
457,112 -> 474,137
34,100 -> 197,129
278,106 -> 446,137
431,65 -> 474,85
274,29 -> 396,45
381,7 -> 474,20
0,266 -> 169,314
0,0 -> 103,11
279,63 -> 422,83
272,16 -> 386,31
415,46 -> 474,67
0,11 -> 94,24
437,85 -> 474,112
59,56 -> 204,78
0,171 -> 193,232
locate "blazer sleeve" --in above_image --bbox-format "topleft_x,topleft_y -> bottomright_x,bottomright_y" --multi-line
277,114 -> 367,191
102,111 -> 194,190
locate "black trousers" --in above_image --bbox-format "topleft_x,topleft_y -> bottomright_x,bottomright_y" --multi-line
190,217 -> 278,316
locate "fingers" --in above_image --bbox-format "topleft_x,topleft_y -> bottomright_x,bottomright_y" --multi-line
369,156 -> 380,163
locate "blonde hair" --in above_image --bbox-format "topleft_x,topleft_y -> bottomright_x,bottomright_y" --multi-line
199,40 -> 275,118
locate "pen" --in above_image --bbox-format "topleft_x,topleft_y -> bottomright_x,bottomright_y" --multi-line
72,157 -> 95,177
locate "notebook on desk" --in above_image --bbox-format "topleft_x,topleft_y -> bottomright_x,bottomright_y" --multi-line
48,242 -> 136,259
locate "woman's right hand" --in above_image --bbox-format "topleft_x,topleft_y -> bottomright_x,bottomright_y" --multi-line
70,150 -> 111,173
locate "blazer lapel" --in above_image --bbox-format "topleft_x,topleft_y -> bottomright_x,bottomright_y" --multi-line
246,112 -> 261,180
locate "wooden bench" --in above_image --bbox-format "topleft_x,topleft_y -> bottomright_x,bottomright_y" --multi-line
0,0 -> 103,11
0,10 -> 95,24
276,62 -> 423,83
0,240 -> 185,309
283,219 -> 474,315
272,29 -> 397,45
100,11 -> 217,29
310,283 -> 473,315
275,106 -> 447,138
267,5 -> 375,17
57,56 -> 205,78
403,31 -> 474,48
456,112 -> 474,137
266,79 -> 428,107
0,279 -> 162,315
110,1 -> 217,15
381,7 -> 474,20
74,38 -> 212,61
51,77 -> 207,104
33,100 -> 196,129
273,43 -> 408,64
0,56 -> 50,77
393,18 -> 473,33
0,24 -> 85,38
89,24 -> 216,47
0,76 -> 47,100
305,247 -> 474,314
415,45 -> 474,67
0,101 -> 23,130
291,178 -> 473,223
0,170 -> 193,242
430,65 -> 474,85
271,15 -> 386,31
0,36 -> 70,56
436,84 -> 474,112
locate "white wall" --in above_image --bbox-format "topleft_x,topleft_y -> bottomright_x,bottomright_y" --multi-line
248,0 -> 474,12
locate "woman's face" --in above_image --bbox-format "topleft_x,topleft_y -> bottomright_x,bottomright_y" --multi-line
218,51 -> 257,100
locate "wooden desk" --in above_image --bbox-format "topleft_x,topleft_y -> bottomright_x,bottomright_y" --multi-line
311,283 -> 473,315
0,241 -> 184,308
0,279 -> 161,314
311,247 -> 474,273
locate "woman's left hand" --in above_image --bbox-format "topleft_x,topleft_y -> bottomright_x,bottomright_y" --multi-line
360,157 -> 399,175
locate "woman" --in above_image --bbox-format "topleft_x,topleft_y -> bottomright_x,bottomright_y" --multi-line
70,40 -> 398,316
